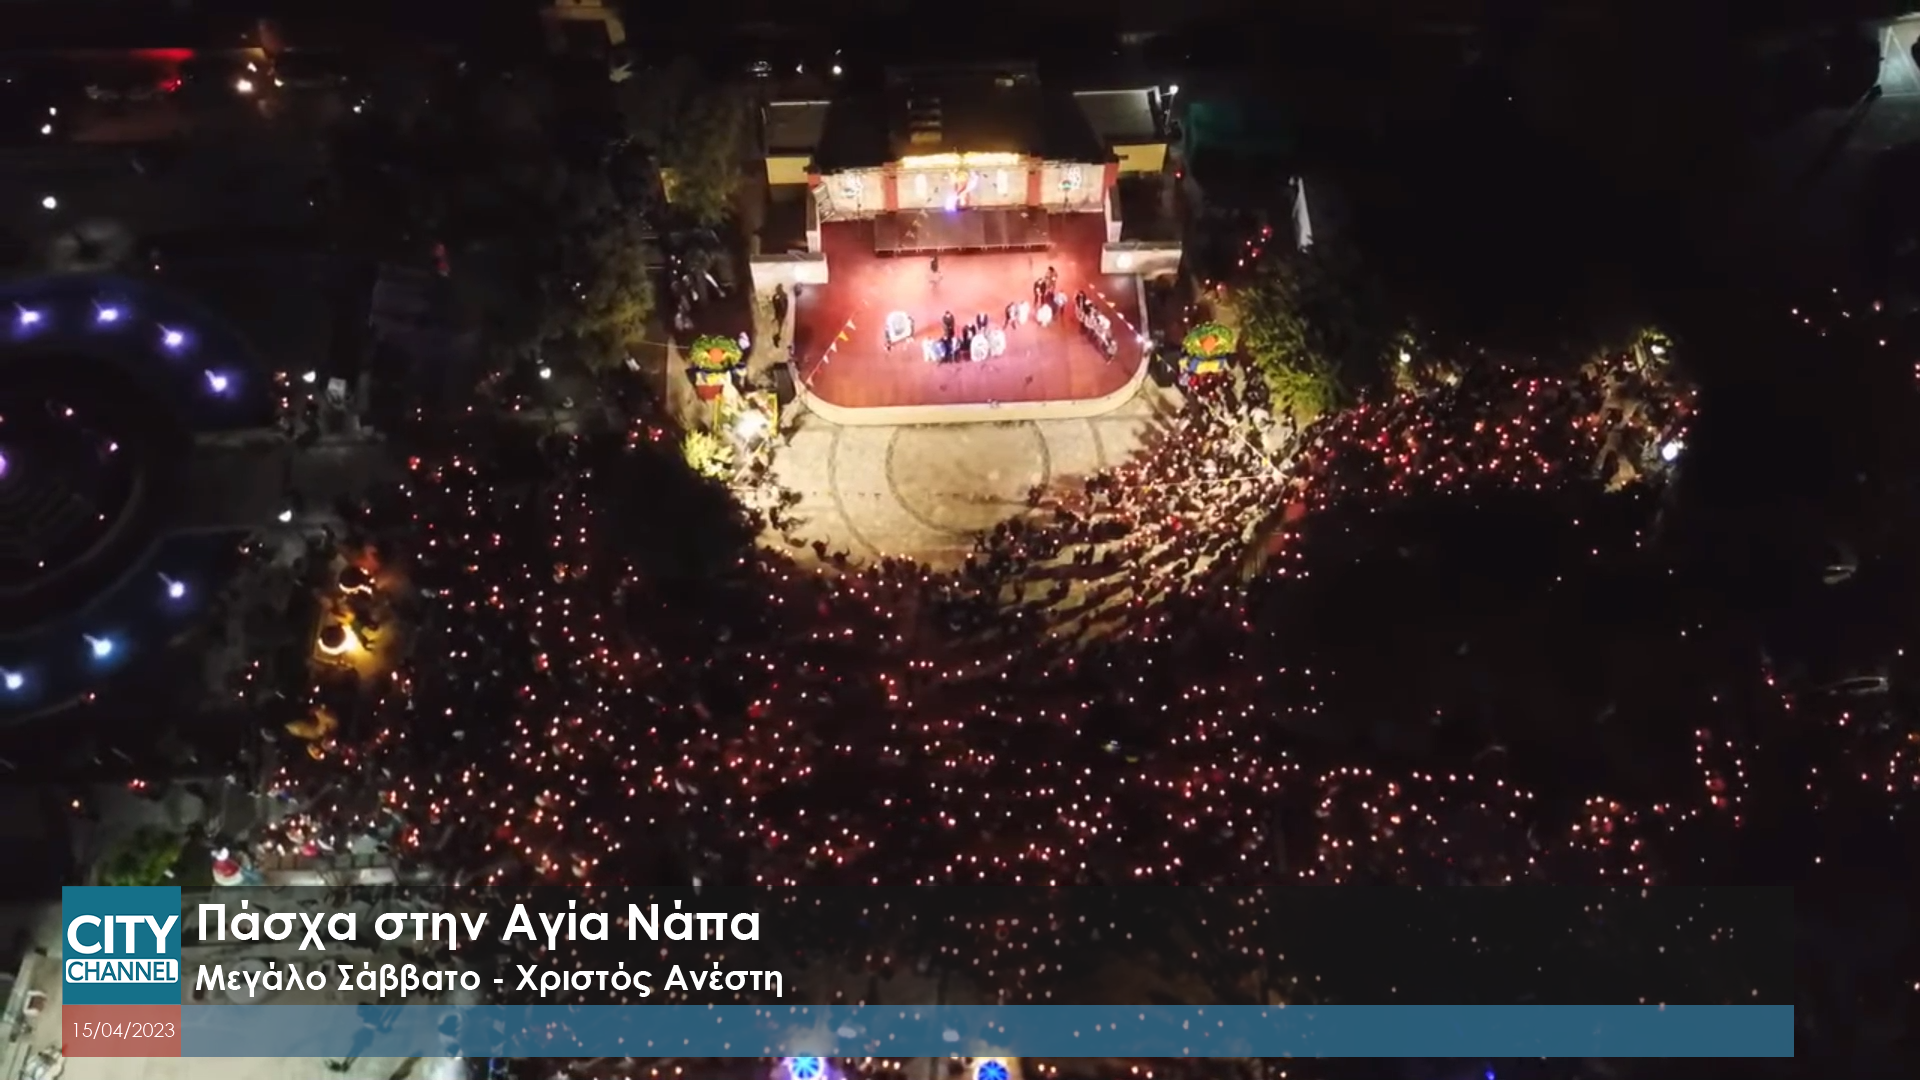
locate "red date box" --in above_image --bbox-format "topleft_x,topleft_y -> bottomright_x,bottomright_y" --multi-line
62,1003 -> 182,1057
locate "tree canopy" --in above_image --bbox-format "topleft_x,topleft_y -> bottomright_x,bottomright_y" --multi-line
1223,245 -> 1401,423
325,58 -> 655,374
624,60 -> 750,228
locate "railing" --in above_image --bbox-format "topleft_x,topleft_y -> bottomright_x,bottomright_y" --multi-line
748,252 -> 829,288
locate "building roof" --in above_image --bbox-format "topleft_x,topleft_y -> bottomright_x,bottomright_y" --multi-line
765,99 -> 830,155
812,94 -> 890,173
1074,89 -> 1160,144
885,65 -> 1045,161
813,65 -> 1114,172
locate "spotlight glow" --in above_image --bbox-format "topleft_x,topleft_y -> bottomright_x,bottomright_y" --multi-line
0,451 -> 8,478
96,306 -> 120,324
784,1059 -> 824,1080
205,370 -> 230,393
1,669 -> 22,692
85,635 -> 114,660
1660,440 -> 1683,463
161,574 -> 186,601
160,327 -> 185,349
16,307 -> 41,327
40,195 -> 56,211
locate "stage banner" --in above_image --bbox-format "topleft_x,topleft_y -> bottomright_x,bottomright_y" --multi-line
163,886 -> 1789,1058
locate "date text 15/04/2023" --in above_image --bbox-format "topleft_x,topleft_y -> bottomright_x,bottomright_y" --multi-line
73,1022 -> 179,1041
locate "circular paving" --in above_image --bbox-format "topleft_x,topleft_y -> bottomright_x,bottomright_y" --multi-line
0,374 -> 147,593
884,422 -> 1051,536
0,273 -> 270,720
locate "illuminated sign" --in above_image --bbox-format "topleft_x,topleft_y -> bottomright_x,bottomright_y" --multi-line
898,152 -> 1024,169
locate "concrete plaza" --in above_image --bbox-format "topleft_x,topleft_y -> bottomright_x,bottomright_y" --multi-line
768,383 -> 1182,565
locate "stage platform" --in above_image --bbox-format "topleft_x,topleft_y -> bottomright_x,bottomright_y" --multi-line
795,215 -> 1146,415
874,208 -> 1050,255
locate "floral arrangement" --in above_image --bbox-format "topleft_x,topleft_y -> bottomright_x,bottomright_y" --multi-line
1182,322 -> 1238,359
688,334 -> 744,372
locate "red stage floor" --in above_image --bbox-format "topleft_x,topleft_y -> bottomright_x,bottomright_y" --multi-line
795,215 -> 1145,410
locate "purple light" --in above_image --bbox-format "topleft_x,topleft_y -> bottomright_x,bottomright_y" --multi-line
0,451 -> 8,479
160,327 -> 185,349
161,574 -> 186,601
204,370 -> 230,394
16,307 -> 41,327
96,306 -> 120,324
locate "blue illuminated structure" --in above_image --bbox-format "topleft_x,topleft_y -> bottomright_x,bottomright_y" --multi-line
784,1058 -> 825,1080
0,273 -> 270,724
975,1062 -> 1009,1080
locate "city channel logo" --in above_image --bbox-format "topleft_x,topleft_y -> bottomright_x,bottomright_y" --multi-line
61,886 -> 183,1006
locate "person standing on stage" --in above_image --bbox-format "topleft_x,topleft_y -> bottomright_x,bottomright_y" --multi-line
943,310 -> 956,338
930,254 -> 941,284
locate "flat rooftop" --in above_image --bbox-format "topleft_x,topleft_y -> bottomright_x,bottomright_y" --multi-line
813,64 -> 1111,172
1075,89 -> 1160,144
765,99 -> 830,154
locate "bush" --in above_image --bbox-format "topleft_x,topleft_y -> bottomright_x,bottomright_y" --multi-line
681,430 -> 735,480
97,827 -> 185,887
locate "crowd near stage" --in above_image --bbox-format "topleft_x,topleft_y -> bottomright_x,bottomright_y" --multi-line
794,214 -> 1147,413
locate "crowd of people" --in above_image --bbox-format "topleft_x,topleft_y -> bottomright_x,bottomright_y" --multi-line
247,316 -> 1914,1015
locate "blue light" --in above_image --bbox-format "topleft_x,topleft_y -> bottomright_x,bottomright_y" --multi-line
160,327 -> 185,350
96,306 -> 121,324
785,1058 -> 824,1080
976,1062 -> 1010,1080
85,634 -> 114,660
161,574 -> 186,600
1,669 -> 22,692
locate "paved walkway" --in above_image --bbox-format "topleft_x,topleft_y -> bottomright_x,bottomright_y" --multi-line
768,384 -> 1181,565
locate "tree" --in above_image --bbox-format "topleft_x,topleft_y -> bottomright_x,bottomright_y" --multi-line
1224,245 -> 1401,424
97,827 -> 184,886
681,429 -> 734,480
331,58 -> 654,375
546,162 -> 657,372
626,60 -> 749,228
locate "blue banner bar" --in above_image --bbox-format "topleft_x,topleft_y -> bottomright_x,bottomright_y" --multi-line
181,1004 -> 1792,1058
